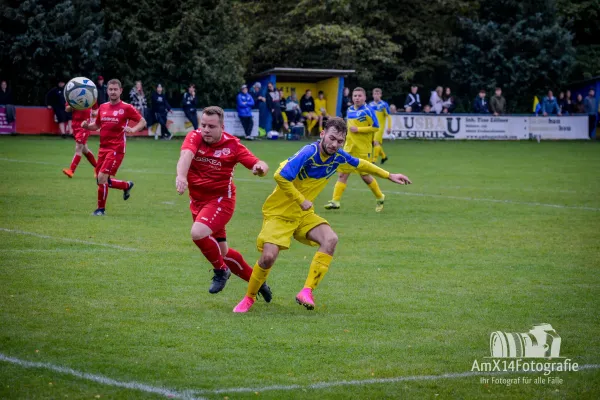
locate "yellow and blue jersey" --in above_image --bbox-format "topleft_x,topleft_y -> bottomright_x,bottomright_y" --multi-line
369,100 -> 391,131
345,104 -> 379,154
262,142 -> 359,219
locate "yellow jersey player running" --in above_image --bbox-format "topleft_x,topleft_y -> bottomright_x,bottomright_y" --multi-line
369,88 -> 392,164
324,87 -> 385,212
233,118 -> 411,313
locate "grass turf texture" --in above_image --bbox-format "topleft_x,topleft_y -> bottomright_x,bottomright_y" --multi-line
0,136 -> 599,399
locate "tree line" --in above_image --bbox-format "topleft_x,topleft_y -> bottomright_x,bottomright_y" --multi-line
0,0 -> 598,112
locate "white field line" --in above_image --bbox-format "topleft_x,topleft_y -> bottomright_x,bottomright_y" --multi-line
0,352 -> 598,397
0,228 -> 138,252
0,353 -> 204,400
0,157 -> 598,212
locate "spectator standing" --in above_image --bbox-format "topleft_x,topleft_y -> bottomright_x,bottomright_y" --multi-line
236,84 -> 255,140
278,88 -> 289,132
96,76 -> 108,105
300,89 -> 318,134
490,87 -> 506,115
45,79 -> 72,136
152,83 -> 172,140
442,87 -> 456,113
266,82 -> 283,132
573,93 -> 585,114
405,85 -> 422,112
584,89 -> 597,137
341,87 -> 352,118
563,90 -> 574,115
430,86 -> 450,114
249,82 -> 265,109
0,80 -> 15,124
314,90 -> 329,131
473,89 -> 489,114
182,84 -> 198,130
541,90 -> 561,116
129,80 -> 148,123
285,90 -> 301,126
558,91 -> 568,115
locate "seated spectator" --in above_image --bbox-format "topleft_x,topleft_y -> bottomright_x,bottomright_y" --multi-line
404,106 -> 412,113
442,87 -> 456,113
300,89 -> 318,134
573,93 -> 585,114
423,104 -> 432,113
46,79 -> 72,136
151,83 -> 172,140
473,89 -> 489,114
404,85 -> 422,112
285,90 -> 301,126
490,87 -> 506,116
541,90 -> 561,116
278,88 -> 289,132
314,91 -> 329,131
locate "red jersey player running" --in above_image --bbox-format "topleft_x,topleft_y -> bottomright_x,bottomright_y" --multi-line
82,79 -> 146,216
176,106 -> 272,296
62,101 -> 99,178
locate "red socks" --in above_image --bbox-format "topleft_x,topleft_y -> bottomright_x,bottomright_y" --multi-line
84,151 -> 97,167
70,154 -> 82,172
193,237 -> 226,270
224,248 -> 253,281
108,178 -> 129,190
97,183 -> 108,209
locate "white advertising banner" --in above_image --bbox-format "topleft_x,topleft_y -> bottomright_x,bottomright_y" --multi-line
389,114 -> 589,140
149,109 -> 259,137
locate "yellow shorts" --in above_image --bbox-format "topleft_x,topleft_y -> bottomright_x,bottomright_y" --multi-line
374,129 -> 385,143
257,213 -> 329,251
337,150 -> 371,175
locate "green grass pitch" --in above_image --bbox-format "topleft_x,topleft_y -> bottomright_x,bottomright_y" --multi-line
1,136 -> 599,399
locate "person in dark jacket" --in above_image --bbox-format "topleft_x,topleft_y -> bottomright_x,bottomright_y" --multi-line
341,87 -> 352,118
151,83 -> 172,140
584,88 -> 597,137
557,91 -> 568,115
237,84 -> 255,140
46,79 -> 72,136
96,76 -> 108,105
473,89 -> 489,114
442,87 -> 456,114
266,82 -> 283,132
0,80 -> 13,105
541,90 -> 561,116
181,84 -> 198,130
489,87 -> 506,115
404,85 -> 422,112
573,93 -> 585,114
300,89 -> 318,134
278,88 -> 289,131
563,90 -> 574,115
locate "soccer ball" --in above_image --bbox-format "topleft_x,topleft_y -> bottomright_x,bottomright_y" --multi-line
64,77 -> 98,110
267,130 -> 279,140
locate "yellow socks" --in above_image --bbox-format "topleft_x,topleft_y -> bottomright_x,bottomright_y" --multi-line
246,262 -> 271,299
307,118 -> 317,134
373,145 -> 381,162
367,179 -> 384,199
380,146 -> 386,159
304,252 -> 333,289
332,181 -> 347,201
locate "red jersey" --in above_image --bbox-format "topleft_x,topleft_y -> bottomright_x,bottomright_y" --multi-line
181,130 -> 259,202
66,101 -> 99,130
97,101 -> 142,153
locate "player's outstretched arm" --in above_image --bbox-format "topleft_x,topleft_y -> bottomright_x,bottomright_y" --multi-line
252,160 -> 269,177
355,159 -> 411,184
176,150 -> 194,195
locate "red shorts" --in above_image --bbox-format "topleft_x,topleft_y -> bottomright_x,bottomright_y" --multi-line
73,128 -> 90,144
190,196 -> 235,239
95,149 -> 124,176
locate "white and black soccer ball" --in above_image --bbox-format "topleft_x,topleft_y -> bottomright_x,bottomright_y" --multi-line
64,77 -> 98,110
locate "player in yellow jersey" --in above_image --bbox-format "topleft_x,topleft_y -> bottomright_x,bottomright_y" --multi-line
233,118 -> 411,313
369,88 -> 392,164
324,87 -> 387,212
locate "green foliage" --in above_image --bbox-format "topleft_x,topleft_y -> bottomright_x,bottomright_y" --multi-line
452,0 -> 576,111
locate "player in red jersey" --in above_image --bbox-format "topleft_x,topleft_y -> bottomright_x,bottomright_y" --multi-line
176,106 -> 272,296
82,79 -> 146,216
62,101 -> 99,178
